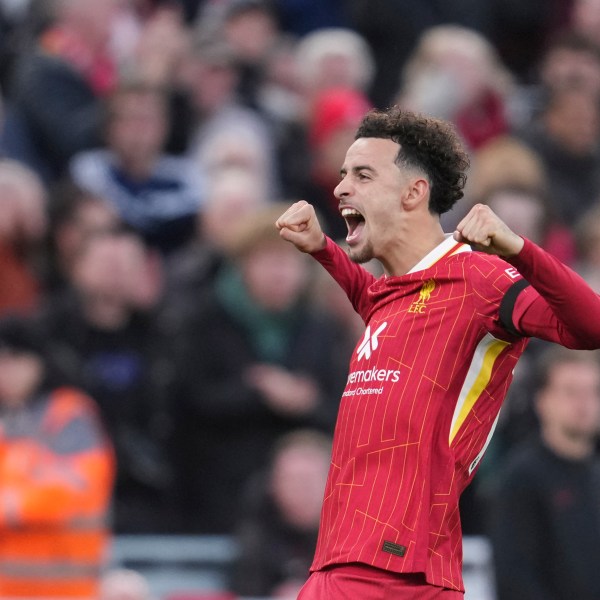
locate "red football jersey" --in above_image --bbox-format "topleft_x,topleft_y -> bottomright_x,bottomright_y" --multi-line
310,235 -> 533,592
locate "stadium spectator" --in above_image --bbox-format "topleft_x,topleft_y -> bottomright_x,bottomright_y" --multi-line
164,165 -> 269,321
512,32 -> 600,130
479,184 -> 576,265
69,81 -> 205,255
172,203 -> 345,533
488,346 -> 600,600
347,0 -> 493,108
219,0 -> 283,112
466,135 -> 548,206
464,135 -> 576,264
396,24 -> 513,150
293,27 -> 375,109
232,429 -> 332,599
0,158 -> 48,317
2,0 -> 120,182
44,178 -> 122,293
516,86 -> 600,226
180,28 -> 279,198
539,31 -> 600,98
36,229 -> 176,533
0,316 -> 115,598
115,1 -> 191,89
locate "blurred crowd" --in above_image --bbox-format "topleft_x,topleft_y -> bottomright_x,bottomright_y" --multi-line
0,0 -> 600,598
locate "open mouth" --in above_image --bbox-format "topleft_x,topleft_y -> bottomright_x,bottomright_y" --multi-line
341,207 -> 365,245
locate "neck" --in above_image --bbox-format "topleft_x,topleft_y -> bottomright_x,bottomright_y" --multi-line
82,296 -> 130,330
381,219 -> 447,276
120,155 -> 155,180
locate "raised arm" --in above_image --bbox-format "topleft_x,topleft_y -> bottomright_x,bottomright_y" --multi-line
276,200 -> 327,254
276,201 -> 376,320
507,240 -> 600,348
454,203 -> 600,348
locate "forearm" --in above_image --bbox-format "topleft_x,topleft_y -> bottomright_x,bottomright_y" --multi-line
311,236 -> 375,320
507,238 -> 600,348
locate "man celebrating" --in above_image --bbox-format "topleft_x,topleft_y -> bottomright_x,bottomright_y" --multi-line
275,106 -> 600,599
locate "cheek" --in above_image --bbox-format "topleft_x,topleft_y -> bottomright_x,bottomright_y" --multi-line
582,398 -> 600,425
368,196 -> 402,230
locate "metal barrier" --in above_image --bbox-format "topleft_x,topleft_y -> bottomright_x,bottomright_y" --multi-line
109,534 -> 496,600
109,535 -> 239,597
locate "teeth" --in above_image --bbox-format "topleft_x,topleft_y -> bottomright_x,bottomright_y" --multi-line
341,208 -> 362,217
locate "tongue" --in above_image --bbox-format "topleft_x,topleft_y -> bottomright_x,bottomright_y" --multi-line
346,220 -> 365,244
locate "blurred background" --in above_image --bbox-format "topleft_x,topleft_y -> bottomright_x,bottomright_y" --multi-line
0,0 -> 599,598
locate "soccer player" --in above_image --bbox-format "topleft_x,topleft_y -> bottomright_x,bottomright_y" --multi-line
275,106 -> 600,599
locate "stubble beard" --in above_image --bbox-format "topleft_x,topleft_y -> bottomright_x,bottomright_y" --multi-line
348,241 -> 374,264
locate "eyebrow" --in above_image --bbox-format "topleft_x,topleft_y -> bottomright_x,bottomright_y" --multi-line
339,165 -> 377,177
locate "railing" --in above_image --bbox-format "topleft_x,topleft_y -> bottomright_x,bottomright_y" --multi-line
109,534 -> 496,600
109,535 -> 238,597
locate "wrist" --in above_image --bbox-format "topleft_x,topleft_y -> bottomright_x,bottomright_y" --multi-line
503,234 -> 525,258
310,234 -> 328,255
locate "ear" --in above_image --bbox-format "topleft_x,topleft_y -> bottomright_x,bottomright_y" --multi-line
401,177 -> 430,211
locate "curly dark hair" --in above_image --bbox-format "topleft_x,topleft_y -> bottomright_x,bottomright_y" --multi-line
355,106 -> 470,214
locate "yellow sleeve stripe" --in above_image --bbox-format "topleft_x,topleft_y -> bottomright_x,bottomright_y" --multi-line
449,333 -> 509,445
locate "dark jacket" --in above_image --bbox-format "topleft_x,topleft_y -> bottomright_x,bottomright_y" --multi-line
36,291 -> 178,533
231,472 -> 318,597
172,284 -> 345,533
489,437 -> 600,600
4,50 -> 102,181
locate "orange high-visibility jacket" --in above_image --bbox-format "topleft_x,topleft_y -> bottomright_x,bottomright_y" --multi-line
0,386 -> 115,598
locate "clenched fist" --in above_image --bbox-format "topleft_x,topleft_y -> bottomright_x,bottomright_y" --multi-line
275,201 -> 327,254
454,204 -> 524,257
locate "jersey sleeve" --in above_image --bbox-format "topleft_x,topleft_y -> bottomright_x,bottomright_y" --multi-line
311,236 -> 376,322
467,252 -> 529,340
506,238 -> 600,349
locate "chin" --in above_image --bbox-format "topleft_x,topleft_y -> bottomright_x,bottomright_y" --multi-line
348,245 -> 373,265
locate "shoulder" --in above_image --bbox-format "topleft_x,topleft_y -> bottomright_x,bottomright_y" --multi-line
16,52 -> 94,97
43,388 -> 110,452
16,50 -> 70,78
43,387 -> 102,431
49,386 -> 98,414
70,149 -> 113,182
461,248 -> 521,274
450,249 -> 526,294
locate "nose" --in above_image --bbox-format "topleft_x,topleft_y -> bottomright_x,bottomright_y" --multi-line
334,176 -> 350,199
